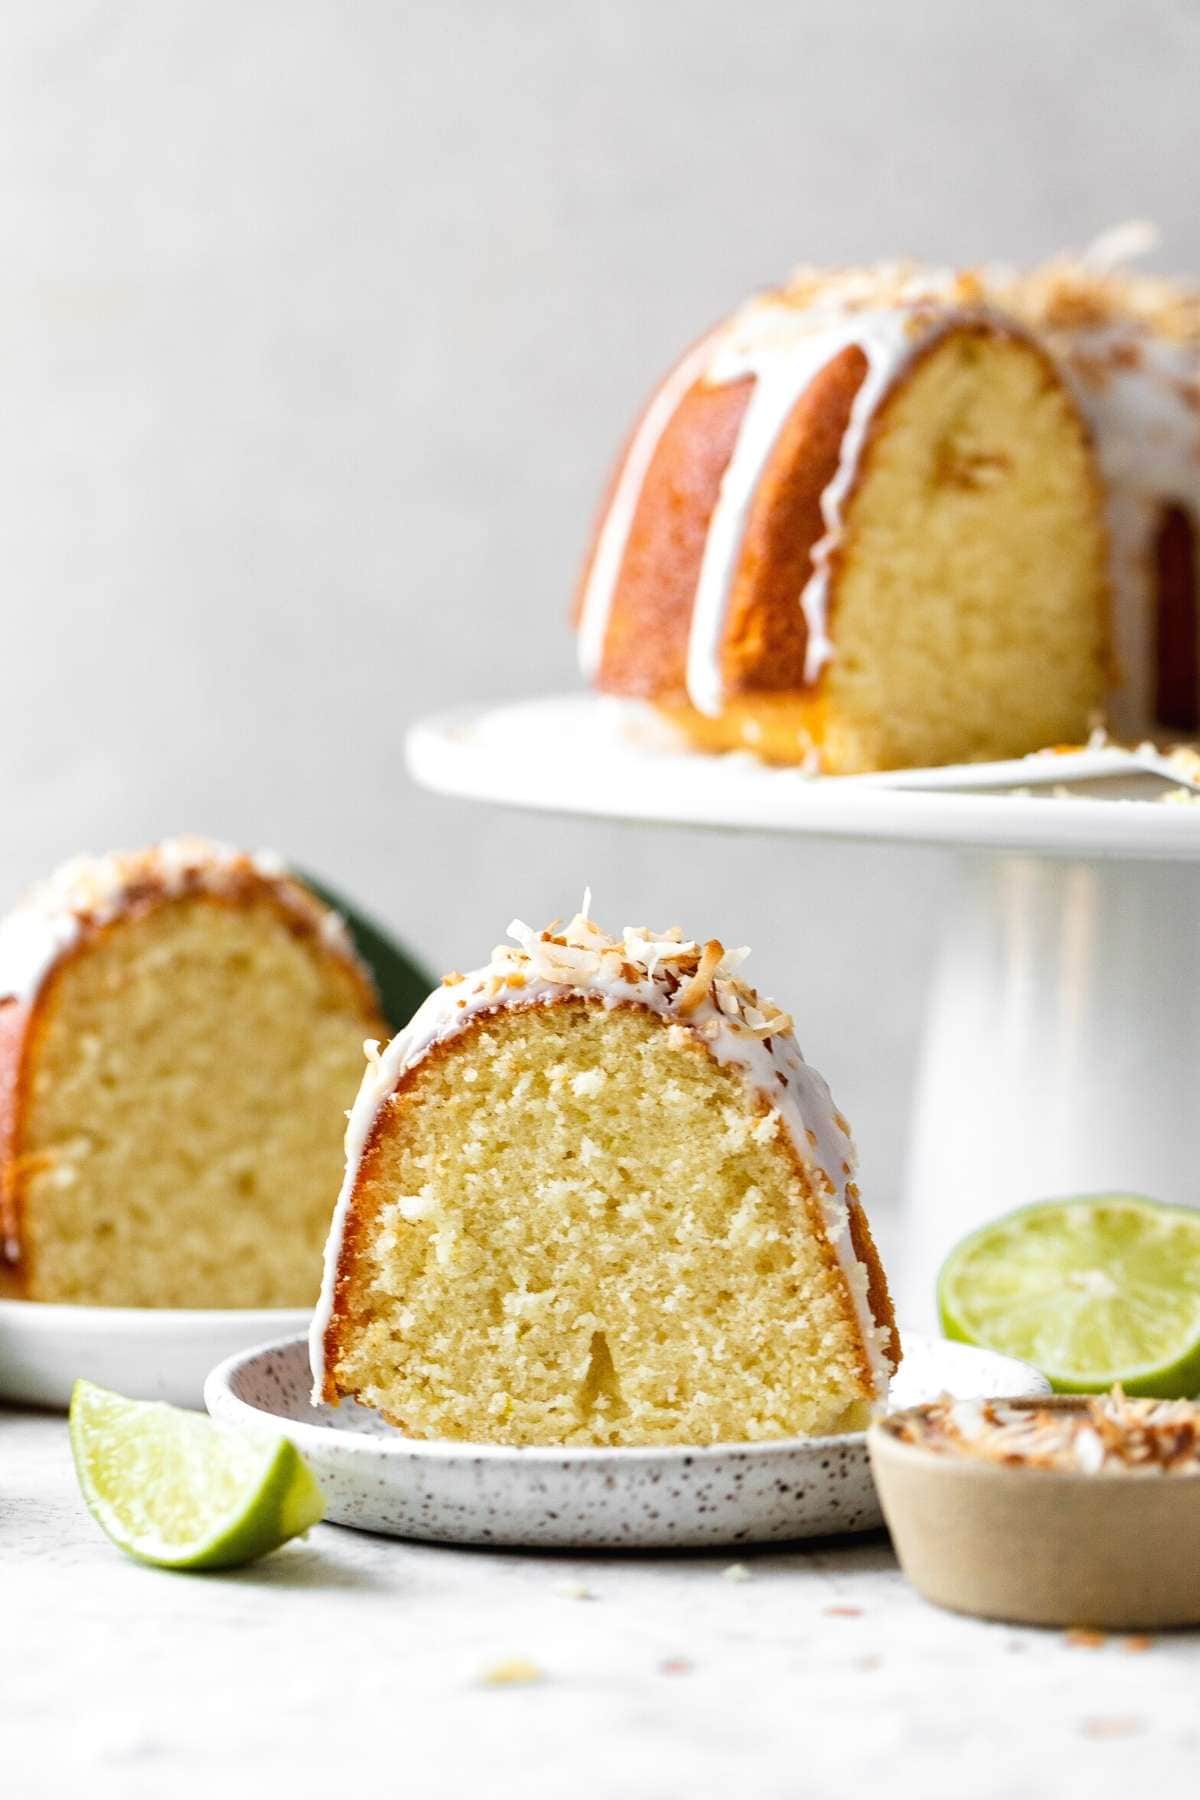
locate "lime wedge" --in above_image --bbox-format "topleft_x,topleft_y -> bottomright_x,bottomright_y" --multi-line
69,1381 -> 324,1569
938,1194 -> 1200,1397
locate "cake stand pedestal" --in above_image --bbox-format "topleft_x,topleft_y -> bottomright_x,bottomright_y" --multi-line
407,695 -> 1200,1321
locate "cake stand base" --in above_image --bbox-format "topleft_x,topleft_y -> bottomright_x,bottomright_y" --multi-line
901,853 -> 1200,1323
407,697 -> 1200,1332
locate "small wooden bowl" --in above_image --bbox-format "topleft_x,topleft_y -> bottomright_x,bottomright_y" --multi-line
868,1397 -> 1200,1630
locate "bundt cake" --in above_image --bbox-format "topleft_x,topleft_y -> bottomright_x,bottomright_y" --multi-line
991,231 -> 1200,740
312,901 -> 898,1447
0,838 -> 386,1308
575,264 -> 1112,772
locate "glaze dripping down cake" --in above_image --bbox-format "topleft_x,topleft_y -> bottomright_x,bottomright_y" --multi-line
0,838 -> 386,1307
991,232 -> 1200,740
574,239 -> 1200,770
575,264 -> 1111,772
312,903 -> 898,1447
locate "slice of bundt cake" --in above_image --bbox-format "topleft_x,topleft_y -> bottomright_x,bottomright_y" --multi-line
0,838 -> 386,1308
575,265 -> 1111,772
312,903 -> 898,1447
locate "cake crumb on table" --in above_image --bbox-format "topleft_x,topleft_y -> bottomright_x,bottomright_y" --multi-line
479,1658 -> 545,1688
723,1562 -> 752,1582
1065,1628 -> 1107,1649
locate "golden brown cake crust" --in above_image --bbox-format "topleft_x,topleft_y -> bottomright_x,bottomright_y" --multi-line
585,375 -> 754,700
317,992 -> 898,1414
0,849 -> 384,1295
0,995 -> 31,1293
847,1194 -> 900,1375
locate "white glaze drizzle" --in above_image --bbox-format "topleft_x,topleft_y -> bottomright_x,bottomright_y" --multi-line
685,301 -> 953,712
577,280 -> 991,718
1047,328 -> 1200,735
310,908 -> 894,1408
0,836 -> 361,1008
985,228 -> 1200,736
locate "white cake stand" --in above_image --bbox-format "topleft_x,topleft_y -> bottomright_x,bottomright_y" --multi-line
407,694 -> 1200,1321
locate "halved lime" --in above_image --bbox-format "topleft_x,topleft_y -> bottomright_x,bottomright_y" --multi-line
69,1381 -> 325,1570
937,1193 -> 1200,1397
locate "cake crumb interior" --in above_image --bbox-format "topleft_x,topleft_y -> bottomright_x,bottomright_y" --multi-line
18,893 -> 372,1307
329,999 -> 874,1447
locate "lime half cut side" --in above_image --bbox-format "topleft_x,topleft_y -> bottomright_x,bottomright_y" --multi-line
69,1381 -> 325,1570
937,1193 -> 1200,1397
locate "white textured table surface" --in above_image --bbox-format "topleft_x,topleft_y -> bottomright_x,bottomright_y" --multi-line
6,1410 -> 1200,1799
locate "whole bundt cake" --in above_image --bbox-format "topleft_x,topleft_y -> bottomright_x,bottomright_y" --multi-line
576,241 -> 1200,772
0,838 -> 386,1307
575,263 -> 1112,773
312,901 -> 898,1447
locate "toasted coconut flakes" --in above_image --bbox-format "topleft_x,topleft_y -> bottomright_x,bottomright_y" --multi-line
1080,1716 -> 1142,1740
716,945 -> 752,977
894,1390 -> 1200,1474
675,940 -> 726,1016
714,980 -> 742,1019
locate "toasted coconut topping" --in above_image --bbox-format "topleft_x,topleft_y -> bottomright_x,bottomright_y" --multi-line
775,260 -> 977,317
994,254 -> 1200,345
502,908 -> 794,1037
890,1390 -> 1200,1474
0,835 -> 364,1005
772,232 -> 1200,345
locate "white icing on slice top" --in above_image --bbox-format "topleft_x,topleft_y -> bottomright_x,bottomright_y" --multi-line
0,837 -> 360,1007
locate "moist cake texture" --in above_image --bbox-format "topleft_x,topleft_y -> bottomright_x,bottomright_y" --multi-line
0,838 -> 385,1307
313,904 -> 899,1447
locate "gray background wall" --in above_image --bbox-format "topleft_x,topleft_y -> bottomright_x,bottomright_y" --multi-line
4,1 -> 1198,1252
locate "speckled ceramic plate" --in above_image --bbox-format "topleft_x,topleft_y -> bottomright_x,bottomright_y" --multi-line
204,1332 -> 1049,1549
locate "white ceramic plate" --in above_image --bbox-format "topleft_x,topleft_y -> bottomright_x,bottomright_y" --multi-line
0,1300 -> 312,1410
204,1331 -> 1049,1549
406,694 -> 1200,861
